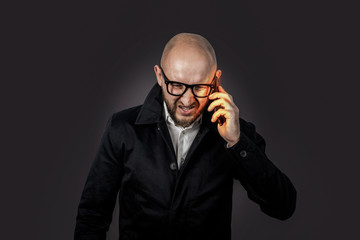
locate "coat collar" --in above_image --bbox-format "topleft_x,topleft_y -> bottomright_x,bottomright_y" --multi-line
135,83 -> 217,132
135,84 -> 164,125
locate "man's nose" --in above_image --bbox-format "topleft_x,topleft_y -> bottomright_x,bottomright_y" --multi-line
180,87 -> 196,106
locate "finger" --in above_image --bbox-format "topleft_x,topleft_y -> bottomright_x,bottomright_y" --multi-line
207,99 -> 228,112
218,85 -> 226,93
211,109 -> 231,122
208,92 -> 232,102
217,86 -> 234,101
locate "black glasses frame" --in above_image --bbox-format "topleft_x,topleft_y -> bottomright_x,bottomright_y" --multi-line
159,66 -> 217,98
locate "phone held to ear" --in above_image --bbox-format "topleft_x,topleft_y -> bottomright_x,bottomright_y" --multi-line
213,76 -> 226,126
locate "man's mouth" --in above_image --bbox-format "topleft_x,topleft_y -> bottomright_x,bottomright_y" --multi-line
178,105 -> 195,115
179,106 -> 193,110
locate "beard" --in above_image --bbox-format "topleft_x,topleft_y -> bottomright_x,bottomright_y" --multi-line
163,91 -> 206,128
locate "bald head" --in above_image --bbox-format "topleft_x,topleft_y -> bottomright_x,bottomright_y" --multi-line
160,33 -> 217,79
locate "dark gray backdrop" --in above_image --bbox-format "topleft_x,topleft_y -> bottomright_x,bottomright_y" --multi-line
2,0 -> 359,239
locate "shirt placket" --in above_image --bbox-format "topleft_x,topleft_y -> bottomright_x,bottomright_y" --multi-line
177,130 -> 186,169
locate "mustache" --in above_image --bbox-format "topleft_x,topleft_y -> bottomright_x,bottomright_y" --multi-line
175,99 -> 199,108
177,103 -> 197,108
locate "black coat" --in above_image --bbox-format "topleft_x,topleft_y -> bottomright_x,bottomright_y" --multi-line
75,84 -> 296,240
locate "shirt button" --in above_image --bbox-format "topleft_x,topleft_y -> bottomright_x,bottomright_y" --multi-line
170,162 -> 177,170
240,150 -> 247,158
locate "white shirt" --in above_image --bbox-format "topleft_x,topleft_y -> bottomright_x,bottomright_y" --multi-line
163,102 -> 202,170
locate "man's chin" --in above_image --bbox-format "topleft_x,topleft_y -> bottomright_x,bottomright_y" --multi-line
174,113 -> 198,128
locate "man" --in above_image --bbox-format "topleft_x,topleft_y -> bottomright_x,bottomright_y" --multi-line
75,33 -> 296,240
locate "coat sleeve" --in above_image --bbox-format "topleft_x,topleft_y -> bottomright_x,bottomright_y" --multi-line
74,114 -> 123,240
227,118 -> 297,220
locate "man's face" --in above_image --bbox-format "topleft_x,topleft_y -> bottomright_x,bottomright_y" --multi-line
160,67 -> 215,128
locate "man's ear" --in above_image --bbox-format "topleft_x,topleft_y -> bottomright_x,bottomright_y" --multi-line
216,69 -> 222,79
154,65 -> 162,86
214,69 -> 222,90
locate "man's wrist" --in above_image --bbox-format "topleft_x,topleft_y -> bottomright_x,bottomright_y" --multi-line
226,136 -> 240,148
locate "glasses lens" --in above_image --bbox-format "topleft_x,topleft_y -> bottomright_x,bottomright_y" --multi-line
193,85 -> 212,97
167,82 -> 186,96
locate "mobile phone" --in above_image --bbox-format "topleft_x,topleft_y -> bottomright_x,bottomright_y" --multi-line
213,75 -> 226,126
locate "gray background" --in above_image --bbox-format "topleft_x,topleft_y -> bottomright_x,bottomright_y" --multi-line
2,0 -> 359,239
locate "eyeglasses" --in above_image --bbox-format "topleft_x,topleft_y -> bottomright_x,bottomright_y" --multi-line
159,66 -> 217,98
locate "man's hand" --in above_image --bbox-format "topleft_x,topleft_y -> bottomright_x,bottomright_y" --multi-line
208,86 -> 241,147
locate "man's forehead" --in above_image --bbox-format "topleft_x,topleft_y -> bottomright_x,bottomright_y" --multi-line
164,53 -> 215,83
165,64 -> 215,85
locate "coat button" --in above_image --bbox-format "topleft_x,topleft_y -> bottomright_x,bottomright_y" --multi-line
240,150 -> 247,158
170,162 -> 177,170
